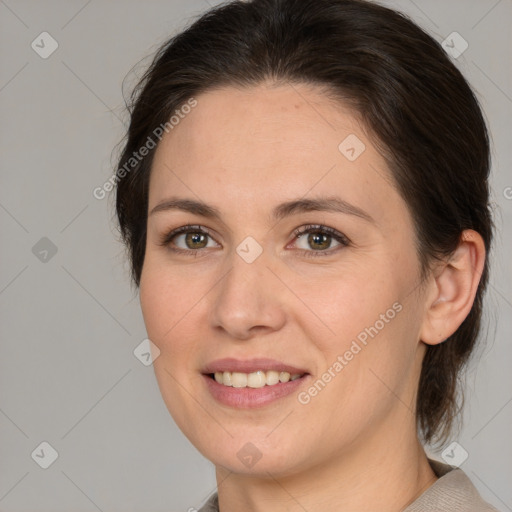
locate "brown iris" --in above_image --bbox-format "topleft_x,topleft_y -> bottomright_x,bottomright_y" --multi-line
307,232 -> 331,251
185,232 -> 208,249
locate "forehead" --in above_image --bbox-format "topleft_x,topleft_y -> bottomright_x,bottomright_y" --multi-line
156,83 -> 364,169
149,82 -> 406,228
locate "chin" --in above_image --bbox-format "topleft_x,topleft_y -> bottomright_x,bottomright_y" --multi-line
209,451 -> 303,478
192,432 -> 308,477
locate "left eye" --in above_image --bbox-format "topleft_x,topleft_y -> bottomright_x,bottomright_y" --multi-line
291,225 -> 349,256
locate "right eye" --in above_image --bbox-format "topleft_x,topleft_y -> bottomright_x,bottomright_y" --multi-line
158,224 -> 220,255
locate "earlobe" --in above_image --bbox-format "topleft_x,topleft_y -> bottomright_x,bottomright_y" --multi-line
420,230 -> 486,346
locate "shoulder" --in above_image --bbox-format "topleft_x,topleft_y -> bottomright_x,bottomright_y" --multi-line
197,460 -> 501,512
404,459 -> 501,512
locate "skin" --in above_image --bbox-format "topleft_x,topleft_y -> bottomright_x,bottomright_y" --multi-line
139,82 -> 486,512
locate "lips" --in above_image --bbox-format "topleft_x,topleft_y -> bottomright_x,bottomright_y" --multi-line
201,358 -> 311,408
202,357 -> 310,375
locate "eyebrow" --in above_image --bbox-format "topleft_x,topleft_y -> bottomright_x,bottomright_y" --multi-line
150,196 -> 374,224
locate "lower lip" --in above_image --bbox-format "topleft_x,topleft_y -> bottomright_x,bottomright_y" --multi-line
203,374 -> 309,408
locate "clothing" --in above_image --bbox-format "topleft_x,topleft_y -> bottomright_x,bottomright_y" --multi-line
197,459 -> 500,511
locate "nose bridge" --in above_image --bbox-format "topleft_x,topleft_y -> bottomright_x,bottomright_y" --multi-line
209,238 -> 285,338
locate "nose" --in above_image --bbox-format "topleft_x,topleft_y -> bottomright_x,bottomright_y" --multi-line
209,246 -> 287,340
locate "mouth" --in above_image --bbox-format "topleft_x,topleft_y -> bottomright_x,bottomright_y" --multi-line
201,358 -> 311,408
206,370 -> 307,388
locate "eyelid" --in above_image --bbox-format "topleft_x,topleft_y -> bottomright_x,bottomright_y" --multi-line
157,224 -> 219,248
288,224 -> 350,258
291,224 -> 350,246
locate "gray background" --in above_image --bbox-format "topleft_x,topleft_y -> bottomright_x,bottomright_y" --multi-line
0,0 -> 510,511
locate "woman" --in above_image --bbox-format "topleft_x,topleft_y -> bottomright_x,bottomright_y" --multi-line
114,0 -> 498,510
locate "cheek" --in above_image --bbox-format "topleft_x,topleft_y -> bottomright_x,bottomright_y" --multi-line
299,299 -> 417,440
139,258 -> 203,349
309,241 -> 419,351
290,264 -> 398,349
291,259 -> 419,408
139,261 -> 205,431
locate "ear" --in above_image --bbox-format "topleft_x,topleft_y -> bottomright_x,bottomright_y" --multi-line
420,229 -> 486,346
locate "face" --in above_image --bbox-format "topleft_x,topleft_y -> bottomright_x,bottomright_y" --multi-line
140,82 -> 428,477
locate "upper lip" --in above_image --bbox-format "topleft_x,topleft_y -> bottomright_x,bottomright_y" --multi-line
202,358 -> 309,375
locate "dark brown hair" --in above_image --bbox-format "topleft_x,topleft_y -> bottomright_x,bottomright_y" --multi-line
114,0 -> 493,445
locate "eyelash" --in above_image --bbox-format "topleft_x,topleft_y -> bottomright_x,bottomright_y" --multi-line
158,224 -> 350,258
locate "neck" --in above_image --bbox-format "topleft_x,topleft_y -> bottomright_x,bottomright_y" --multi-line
215,415 -> 437,512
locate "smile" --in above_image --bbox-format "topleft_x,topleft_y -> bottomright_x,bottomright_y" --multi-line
211,370 -> 304,388
201,358 -> 311,407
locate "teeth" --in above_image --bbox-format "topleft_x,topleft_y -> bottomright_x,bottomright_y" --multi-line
231,372 -> 247,388
222,372 -> 232,386
247,371 -> 266,388
213,370 -> 304,388
266,370 -> 280,386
